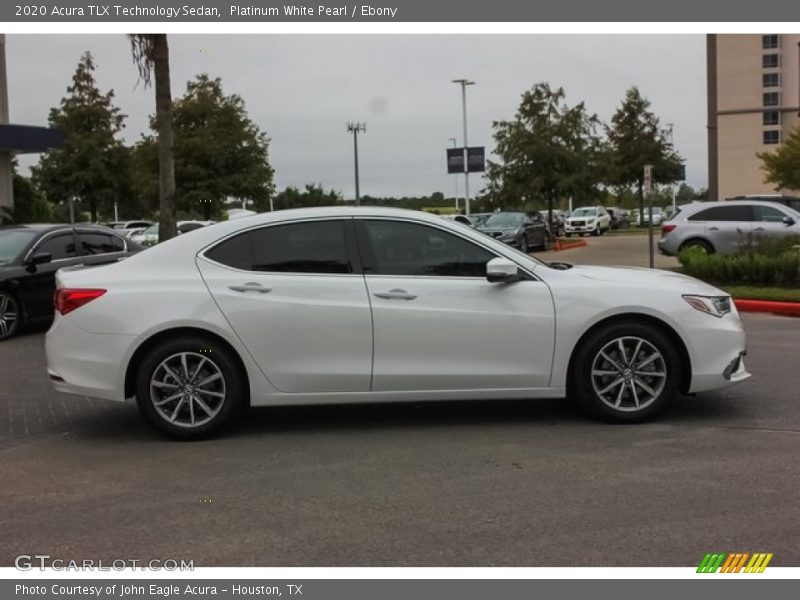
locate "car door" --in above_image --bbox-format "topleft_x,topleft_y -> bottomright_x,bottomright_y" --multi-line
356,218 -> 556,392
688,205 -> 753,254
196,218 -> 373,394
523,213 -> 546,247
751,204 -> 798,241
16,229 -> 83,319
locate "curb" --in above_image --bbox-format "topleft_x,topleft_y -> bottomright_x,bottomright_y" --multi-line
554,239 -> 588,252
734,299 -> 800,318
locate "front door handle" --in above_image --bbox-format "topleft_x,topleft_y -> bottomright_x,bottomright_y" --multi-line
229,282 -> 272,294
754,227 -> 765,232
373,288 -> 417,301
708,226 -> 719,231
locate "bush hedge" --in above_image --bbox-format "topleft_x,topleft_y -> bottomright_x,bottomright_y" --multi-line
678,235 -> 800,287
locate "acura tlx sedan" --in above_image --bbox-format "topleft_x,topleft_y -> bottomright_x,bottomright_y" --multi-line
45,207 -> 750,439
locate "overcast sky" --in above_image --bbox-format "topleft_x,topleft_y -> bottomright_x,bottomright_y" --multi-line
7,34 -> 707,199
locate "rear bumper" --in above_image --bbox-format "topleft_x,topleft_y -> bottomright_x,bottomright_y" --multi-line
45,315 -> 133,402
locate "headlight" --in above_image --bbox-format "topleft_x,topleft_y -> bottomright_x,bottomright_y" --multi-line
683,295 -> 732,318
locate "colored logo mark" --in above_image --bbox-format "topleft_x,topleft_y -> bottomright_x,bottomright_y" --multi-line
697,552 -> 773,573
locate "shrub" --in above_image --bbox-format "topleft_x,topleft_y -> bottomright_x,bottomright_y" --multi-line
678,245 -> 800,287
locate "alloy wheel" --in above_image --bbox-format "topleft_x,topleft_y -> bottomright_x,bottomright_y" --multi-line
149,352 -> 227,428
590,336 -> 667,412
0,293 -> 19,340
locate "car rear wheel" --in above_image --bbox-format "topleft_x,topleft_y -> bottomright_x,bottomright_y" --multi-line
135,335 -> 246,440
572,322 -> 681,422
0,291 -> 20,341
680,239 -> 714,254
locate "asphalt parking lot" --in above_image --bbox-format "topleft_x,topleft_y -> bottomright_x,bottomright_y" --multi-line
1,234 -> 798,567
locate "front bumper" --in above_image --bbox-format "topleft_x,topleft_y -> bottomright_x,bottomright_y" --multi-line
684,308 -> 751,393
565,223 -> 596,233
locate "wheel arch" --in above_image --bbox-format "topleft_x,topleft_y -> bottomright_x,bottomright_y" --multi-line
566,313 -> 692,395
124,326 -> 251,403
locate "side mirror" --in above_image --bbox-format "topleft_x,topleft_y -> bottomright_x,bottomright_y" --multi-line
486,257 -> 522,283
782,216 -> 795,226
26,252 -> 52,268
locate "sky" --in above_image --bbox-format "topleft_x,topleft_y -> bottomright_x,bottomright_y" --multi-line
6,34 -> 707,199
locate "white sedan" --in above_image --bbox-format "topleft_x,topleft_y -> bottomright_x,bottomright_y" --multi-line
46,207 -> 750,439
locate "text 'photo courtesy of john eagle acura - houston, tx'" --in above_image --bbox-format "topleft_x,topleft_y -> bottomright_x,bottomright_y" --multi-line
43,207 -> 750,439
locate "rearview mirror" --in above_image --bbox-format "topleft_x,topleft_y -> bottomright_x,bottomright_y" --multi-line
486,257 -> 522,283
783,216 -> 795,226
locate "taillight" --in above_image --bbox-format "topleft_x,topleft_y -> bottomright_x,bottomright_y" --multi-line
661,223 -> 677,235
54,289 -> 106,315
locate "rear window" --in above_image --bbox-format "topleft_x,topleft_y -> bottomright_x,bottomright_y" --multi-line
687,205 -> 753,222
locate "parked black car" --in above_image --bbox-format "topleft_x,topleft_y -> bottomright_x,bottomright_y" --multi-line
477,211 -> 551,253
0,224 -> 143,340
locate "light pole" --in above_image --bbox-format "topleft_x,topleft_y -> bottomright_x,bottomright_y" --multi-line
452,79 -> 475,216
347,122 -> 366,205
448,137 -> 459,212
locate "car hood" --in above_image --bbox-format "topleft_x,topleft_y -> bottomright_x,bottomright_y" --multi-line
567,215 -> 596,221
480,226 -> 518,234
571,264 -> 726,295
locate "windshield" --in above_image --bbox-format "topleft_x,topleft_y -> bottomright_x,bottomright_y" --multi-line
571,208 -> 597,217
142,223 -> 158,235
0,229 -> 37,266
485,212 -> 524,227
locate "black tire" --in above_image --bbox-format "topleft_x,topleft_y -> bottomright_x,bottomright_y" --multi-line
0,291 -> 20,341
565,233 -> 572,238
680,239 -> 714,254
592,226 -> 600,236
520,235 -> 529,254
135,335 -> 246,440
571,321 -> 681,423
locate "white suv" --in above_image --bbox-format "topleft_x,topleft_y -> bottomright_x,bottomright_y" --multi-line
565,206 -> 611,236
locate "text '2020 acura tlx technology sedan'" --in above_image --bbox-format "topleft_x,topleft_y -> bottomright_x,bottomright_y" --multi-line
45,207 -> 750,439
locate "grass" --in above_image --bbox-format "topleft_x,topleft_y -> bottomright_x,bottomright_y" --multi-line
717,285 -> 800,303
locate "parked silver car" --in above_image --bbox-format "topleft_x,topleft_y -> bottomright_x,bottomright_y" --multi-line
658,200 -> 800,255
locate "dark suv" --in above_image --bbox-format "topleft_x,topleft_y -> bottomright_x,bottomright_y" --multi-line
476,211 -> 551,253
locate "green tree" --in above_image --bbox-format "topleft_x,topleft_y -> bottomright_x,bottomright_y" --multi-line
129,34 -> 177,242
603,87 -> 684,218
758,126 -> 800,192
13,173 -> 52,223
486,83 -> 602,219
273,184 -> 340,210
134,75 -> 275,219
32,52 -> 128,222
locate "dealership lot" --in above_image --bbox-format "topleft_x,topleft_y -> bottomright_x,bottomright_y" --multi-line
1,235 -> 798,567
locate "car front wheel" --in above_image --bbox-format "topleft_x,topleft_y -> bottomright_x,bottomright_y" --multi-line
135,335 -> 246,439
0,291 -> 20,341
572,322 -> 681,422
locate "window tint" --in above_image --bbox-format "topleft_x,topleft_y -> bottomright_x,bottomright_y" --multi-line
687,206 -> 753,222
362,220 -> 495,277
207,221 -> 351,274
205,231 -> 253,271
754,206 -> 787,222
37,233 -> 77,260
79,232 -> 124,255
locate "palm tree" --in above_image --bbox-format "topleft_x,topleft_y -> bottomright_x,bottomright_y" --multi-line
128,34 -> 176,242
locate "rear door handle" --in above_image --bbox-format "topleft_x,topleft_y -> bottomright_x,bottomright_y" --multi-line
754,227 -> 765,232
229,282 -> 272,293
373,288 -> 417,301
708,226 -> 719,231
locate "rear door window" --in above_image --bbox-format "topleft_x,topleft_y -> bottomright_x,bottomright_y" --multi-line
78,232 -> 125,255
687,205 -> 754,221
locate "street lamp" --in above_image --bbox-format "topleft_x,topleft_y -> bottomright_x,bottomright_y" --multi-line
346,122 -> 366,206
452,79 -> 475,216
448,137 -> 459,212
